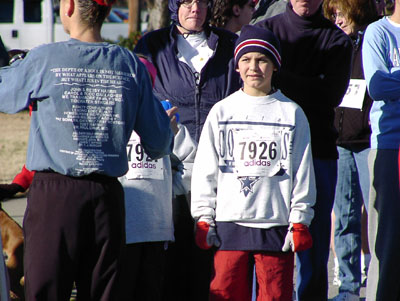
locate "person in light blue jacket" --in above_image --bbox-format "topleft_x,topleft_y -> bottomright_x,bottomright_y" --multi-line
362,5 -> 400,300
0,0 -> 173,299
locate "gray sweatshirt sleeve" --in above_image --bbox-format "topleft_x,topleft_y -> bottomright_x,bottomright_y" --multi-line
171,123 -> 197,196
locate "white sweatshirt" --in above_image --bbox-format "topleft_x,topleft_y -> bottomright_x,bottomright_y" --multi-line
191,89 -> 316,229
120,123 -> 197,244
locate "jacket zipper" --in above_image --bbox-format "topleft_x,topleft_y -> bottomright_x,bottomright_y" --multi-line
194,71 -> 201,141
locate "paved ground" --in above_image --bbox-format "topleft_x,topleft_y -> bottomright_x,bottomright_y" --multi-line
2,196 -> 366,300
2,195 -> 25,226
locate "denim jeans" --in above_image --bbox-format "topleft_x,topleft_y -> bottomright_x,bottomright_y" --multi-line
296,159 -> 337,301
334,146 -> 370,295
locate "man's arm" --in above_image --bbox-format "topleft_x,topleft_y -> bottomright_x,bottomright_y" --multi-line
0,50 -> 37,114
133,59 -> 174,160
0,165 -> 34,200
190,112 -> 219,224
288,110 -> 316,226
362,23 -> 400,101
276,39 -> 353,109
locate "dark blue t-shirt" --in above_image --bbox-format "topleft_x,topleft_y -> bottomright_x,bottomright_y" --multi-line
216,222 -> 288,252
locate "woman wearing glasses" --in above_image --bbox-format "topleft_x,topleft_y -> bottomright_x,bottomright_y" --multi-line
135,0 -> 240,144
134,1 -> 240,300
323,1 -> 379,300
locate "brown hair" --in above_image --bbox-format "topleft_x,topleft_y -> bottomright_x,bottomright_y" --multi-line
211,0 -> 252,28
323,0 -> 378,26
76,0 -> 113,27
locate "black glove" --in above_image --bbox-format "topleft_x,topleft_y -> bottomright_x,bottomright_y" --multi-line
0,183 -> 24,200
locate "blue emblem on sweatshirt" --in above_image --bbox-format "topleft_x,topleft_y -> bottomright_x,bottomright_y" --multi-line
219,159 -> 235,173
238,176 -> 260,197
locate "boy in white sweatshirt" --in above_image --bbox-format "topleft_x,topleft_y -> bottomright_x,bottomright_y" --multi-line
191,25 -> 316,301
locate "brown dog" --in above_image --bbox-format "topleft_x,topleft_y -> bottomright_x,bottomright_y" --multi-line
0,206 -> 24,300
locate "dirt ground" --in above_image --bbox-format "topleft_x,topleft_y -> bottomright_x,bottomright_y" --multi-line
0,112 -> 30,184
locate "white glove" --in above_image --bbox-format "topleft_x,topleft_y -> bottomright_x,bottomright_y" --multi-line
195,221 -> 221,249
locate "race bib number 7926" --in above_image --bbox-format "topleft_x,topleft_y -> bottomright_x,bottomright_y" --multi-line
233,129 -> 282,177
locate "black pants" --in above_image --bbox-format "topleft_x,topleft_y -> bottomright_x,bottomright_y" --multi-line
120,242 -> 167,301
23,172 -> 126,301
163,194 -> 214,301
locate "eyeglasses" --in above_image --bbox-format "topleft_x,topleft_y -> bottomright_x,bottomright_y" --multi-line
180,0 -> 209,9
331,11 -> 345,21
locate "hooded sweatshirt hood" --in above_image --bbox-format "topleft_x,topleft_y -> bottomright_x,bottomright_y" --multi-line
169,0 -> 213,30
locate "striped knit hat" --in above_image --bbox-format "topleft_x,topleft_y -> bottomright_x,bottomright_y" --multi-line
234,25 -> 281,70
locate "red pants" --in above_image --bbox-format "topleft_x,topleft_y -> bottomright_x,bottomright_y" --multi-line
210,250 -> 294,301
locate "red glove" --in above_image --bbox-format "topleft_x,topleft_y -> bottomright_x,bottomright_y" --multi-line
195,221 -> 221,250
12,165 -> 35,190
282,223 -> 313,252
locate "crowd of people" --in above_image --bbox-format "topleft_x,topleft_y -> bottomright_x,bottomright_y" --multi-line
0,0 -> 399,300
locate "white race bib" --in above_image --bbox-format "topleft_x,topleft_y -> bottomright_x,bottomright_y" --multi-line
233,129 -> 282,177
339,79 -> 367,109
125,132 -> 164,180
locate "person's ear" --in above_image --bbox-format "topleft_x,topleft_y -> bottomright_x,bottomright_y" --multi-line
232,4 -> 241,17
66,0 -> 75,17
235,62 -> 240,72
